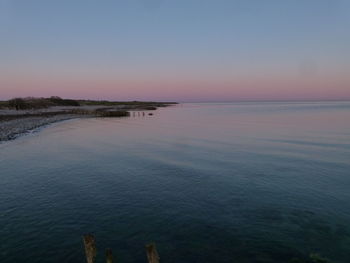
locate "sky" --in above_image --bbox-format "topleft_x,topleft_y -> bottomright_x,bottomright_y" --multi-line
0,0 -> 350,102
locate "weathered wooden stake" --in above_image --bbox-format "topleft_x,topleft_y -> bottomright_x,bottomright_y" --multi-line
106,248 -> 113,263
145,243 -> 160,263
83,234 -> 97,263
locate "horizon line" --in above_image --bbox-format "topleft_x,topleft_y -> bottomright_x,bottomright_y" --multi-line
1,97 -> 350,104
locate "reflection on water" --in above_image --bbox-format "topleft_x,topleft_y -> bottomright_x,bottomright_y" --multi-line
1,102 -> 350,263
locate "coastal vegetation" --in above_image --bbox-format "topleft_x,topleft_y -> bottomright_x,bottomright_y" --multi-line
0,97 -> 177,141
2,97 -> 177,110
69,108 -> 130,117
7,97 -> 80,110
0,100 -> 8,109
77,99 -> 177,107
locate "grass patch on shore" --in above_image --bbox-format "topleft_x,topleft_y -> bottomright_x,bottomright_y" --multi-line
77,100 -> 177,107
0,101 -> 8,109
69,108 -> 130,117
6,97 -> 80,110
2,97 -> 177,110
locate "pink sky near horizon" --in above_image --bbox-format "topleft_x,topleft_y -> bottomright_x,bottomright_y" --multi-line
1,72 -> 349,102
1,1 -> 350,102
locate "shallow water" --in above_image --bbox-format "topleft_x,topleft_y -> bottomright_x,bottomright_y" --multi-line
1,102 -> 350,263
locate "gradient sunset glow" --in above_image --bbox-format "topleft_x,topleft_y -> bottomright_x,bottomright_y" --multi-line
1,0 -> 349,101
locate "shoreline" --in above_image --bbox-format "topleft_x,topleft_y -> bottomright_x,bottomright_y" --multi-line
0,114 -> 81,142
0,103 -> 176,142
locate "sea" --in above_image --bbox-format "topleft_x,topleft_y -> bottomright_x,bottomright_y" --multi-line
1,101 -> 350,263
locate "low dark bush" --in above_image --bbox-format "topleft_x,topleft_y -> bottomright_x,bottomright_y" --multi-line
142,106 -> 157,110
97,110 -> 130,117
8,98 -> 29,110
0,101 -> 9,109
49,96 -> 80,106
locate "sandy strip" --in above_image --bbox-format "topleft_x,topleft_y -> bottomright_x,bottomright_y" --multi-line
0,103 -> 168,141
0,114 -> 80,141
0,106 -> 121,141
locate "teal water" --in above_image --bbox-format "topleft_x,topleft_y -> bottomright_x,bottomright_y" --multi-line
1,102 -> 350,263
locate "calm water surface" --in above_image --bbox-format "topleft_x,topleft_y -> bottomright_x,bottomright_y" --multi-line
1,102 -> 350,263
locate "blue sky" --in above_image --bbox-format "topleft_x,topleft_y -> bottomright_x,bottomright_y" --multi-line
1,0 -> 349,101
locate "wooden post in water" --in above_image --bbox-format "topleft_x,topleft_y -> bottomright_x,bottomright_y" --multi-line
83,234 -> 97,263
145,243 -> 160,263
106,248 -> 113,263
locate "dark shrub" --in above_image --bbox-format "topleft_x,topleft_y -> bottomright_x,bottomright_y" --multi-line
26,97 -> 52,109
142,106 -> 157,110
98,111 -> 130,117
0,101 -> 8,109
8,98 -> 28,110
49,96 -> 80,106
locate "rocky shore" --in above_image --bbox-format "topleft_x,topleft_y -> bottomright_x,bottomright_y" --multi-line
0,114 -> 78,141
0,103 -> 175,142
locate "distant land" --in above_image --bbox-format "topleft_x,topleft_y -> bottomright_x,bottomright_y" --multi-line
0,96 -> 177,141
